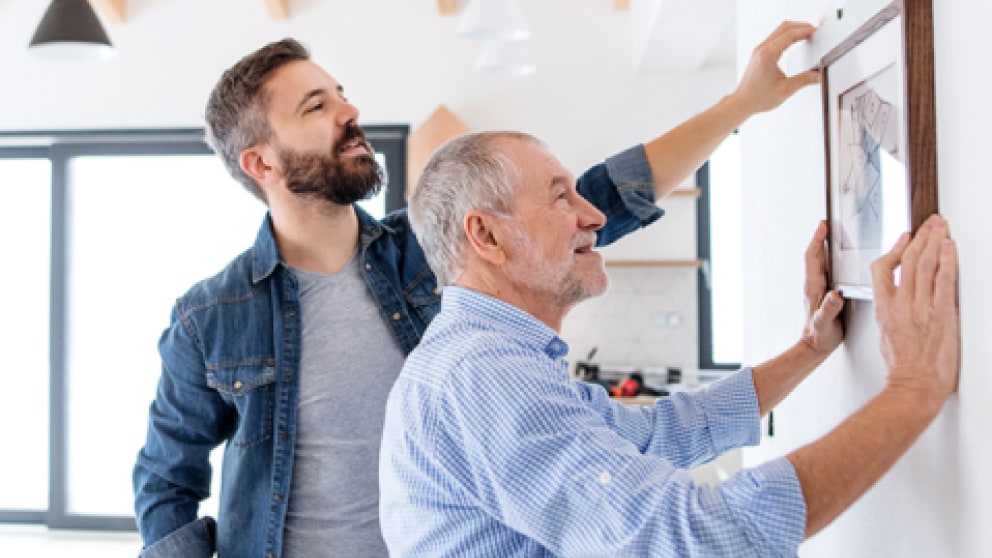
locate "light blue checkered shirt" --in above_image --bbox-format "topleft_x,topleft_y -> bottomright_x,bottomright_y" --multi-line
380,287 -> 806,557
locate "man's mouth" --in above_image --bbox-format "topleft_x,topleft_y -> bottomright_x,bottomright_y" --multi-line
573,237 -> 597,254
338,137 -> 367,155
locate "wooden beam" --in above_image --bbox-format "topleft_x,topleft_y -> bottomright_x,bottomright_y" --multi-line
265,0 -> 290,20
89,0 -> 126,24
613,0 -> 630,10
437,0 -> 458,15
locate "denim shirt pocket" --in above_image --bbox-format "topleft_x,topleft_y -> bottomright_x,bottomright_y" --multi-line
403,271 -> 442,326
205,360 -> 277,449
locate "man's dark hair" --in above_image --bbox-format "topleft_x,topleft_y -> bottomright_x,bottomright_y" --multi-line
204,38 -> 310,202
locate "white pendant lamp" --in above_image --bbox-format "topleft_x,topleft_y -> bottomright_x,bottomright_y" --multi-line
475,40 -> 536,76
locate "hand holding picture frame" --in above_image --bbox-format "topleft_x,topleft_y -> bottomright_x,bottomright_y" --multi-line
820,0 -> 938,299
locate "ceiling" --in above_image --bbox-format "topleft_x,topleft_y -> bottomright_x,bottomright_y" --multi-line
85,0 -> 737,73
632,0 -> 737,72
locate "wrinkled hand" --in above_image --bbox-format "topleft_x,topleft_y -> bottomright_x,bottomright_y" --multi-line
872,214 -> 960,400
801,221 -> 845,355
732,21 -> 821,116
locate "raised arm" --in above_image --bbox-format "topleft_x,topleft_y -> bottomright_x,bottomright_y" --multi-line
787,215 -> 960,537
752,220 -> 845,416
645,21 -> 822,198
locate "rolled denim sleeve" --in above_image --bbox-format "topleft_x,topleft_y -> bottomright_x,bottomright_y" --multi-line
139,516 -> 216,558
576,144 -> 665,247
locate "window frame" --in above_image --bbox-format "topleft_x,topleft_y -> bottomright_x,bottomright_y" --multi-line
0,126 -> 408,530
696,160 -> 742,371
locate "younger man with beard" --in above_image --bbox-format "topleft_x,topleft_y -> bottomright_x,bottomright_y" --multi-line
134,24 -> 820,558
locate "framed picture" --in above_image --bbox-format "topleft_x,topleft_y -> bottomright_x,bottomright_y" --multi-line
820,1 -> 938,299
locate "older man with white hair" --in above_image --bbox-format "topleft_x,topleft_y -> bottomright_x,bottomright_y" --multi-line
378,130 -> 959,557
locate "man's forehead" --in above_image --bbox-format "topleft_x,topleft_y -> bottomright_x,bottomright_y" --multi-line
499,137 -> 574,189
265,60 -> 341,104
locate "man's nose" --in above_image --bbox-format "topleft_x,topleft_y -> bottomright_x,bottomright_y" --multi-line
335,99 -> 360,126
577,196 -> 606,231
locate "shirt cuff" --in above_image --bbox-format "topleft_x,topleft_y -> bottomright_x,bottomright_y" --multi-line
139,516 -> 216,558
720,457 -> 807,556
701,367 -> 762,454
604,144 -> 664,226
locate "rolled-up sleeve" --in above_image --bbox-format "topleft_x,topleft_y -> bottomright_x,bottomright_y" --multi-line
720,457 -> 807,556
576,144 -> 665,247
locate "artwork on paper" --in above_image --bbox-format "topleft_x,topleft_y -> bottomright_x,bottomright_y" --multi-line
820,1 -> 937,300
836,64 -> 902,251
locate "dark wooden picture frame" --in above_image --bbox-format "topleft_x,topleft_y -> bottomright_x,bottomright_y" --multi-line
820,0 -> 938,299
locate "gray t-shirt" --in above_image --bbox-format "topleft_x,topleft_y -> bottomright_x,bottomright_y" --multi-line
282,254 -> 406,558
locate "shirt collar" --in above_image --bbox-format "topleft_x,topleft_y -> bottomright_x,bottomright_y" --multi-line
250,206 -> 393,284
440,286 -> 570,360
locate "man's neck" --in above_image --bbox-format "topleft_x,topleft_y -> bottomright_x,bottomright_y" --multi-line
456,271 -> 567,333
270,200 -> 360,275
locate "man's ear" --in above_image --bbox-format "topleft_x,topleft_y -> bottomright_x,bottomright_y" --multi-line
464,210 -> 507,265
240,145 -> 277,184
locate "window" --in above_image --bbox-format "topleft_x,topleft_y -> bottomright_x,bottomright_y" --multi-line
697,133 -> 743,370
0,158 -> 51,520
0,126 -> 408,529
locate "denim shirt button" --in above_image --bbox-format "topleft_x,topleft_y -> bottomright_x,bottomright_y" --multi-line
365,263 -> 372,271
392,312 -> 401,320
233,380 -> 243,390
273,493 -> 283,501
279,432 -> 289,442
267,553 -> 276,558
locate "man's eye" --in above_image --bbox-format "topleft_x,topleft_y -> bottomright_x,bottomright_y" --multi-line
305,102 -> 324,114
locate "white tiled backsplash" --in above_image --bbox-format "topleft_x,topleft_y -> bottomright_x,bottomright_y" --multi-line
561,266 -> 699,370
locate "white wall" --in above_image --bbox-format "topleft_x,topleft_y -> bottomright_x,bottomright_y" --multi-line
0,0 -> 733,173
738,1 -> 992,556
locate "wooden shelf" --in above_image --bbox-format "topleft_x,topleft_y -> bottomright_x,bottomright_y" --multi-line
669,187 -> 701,199
605,259 -> 701,268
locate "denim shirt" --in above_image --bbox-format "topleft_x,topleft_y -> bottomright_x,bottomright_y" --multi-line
132,144 -> 663,558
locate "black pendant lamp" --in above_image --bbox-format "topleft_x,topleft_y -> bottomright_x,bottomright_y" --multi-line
29,0 -> 116,60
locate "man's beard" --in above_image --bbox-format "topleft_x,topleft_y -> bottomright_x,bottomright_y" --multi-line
278,123 -> 385,206
505,225 -> 608,309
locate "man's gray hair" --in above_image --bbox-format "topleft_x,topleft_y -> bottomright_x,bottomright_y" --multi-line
204,38 -> 311,203
408,131 -> 544,286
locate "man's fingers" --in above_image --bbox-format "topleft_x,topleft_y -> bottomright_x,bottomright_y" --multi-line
901,214 -> 942,300
815,290 -> 844,324
783,69 -> 822,97
804,221 -> 828,300
871,231 -> 910,300
932,238 -> 958,318
758,21 -> 817,59
912,220 -> 948,314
